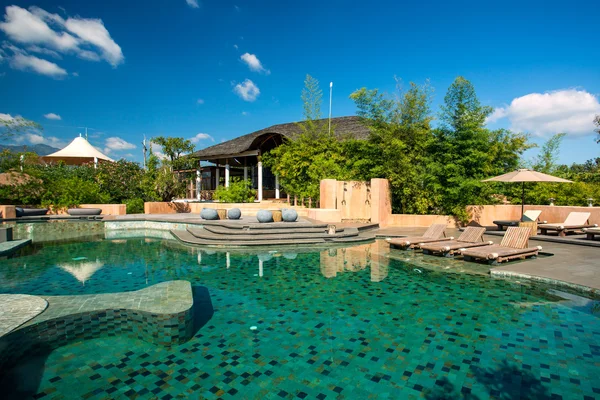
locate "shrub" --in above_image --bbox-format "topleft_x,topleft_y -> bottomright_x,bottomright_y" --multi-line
213,178 -> 256,203
41,177 -> 110,211
125,198 -> 145,214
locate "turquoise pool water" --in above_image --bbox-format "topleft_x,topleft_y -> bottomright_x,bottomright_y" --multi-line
1,237 -> 599,399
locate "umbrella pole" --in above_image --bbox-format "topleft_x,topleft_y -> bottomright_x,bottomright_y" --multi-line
521,181 -> 525,221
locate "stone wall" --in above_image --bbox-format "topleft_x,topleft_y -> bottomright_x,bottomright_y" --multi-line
467,205 -> 600,226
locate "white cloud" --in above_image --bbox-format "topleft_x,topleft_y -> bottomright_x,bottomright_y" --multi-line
26,45 -> 61,59
64,16 -> 124,67
44,112 -> 61,120
104,137 -> 136,153
487,89 -> 600,137
0,113 -> 14,121
186,0 -> 200,8
233,79 -> 260,102
233,44 -> 238,49
10,53 -> 67,77
234,5 -> 241,12
190,133 -> 214,143
0,6 -> 78,52
197,98 -> 205,105
240,53 -> 270,74
18,133 -> 66,148
241,111 -> 249,116
0,5 -> 124,69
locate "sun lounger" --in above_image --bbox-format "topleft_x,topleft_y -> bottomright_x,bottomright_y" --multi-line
583,227 -> 600,240
493,210 -> 545,231
538,212 -> 597,237
420,227 -> 491,257
462,227 -> 541,265
387,224 -> 450,250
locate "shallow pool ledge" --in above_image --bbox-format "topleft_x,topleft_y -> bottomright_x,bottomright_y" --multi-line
0,281 -> 194,370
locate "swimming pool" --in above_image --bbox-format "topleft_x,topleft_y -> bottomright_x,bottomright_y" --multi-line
1,236 -> 599,399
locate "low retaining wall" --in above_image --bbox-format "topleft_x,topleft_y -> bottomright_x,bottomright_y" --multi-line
385,214 -> 458,228
144,201 -> 309,217
0,205 -> 16,219
467,205 -> 600,226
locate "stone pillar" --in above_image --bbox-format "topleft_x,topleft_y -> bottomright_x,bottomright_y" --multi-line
275,175 -> 280,199
244,166 -> 248,181
225,161 -> 230,188
215,167 -> 220,189
257,160 -> 263,202
320,179 -> 338,209
370,178 -> 392,227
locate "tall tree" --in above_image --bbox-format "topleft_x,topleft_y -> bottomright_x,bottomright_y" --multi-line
594,114 -> 600,143
349,81 -> 435,213
532,133 -> 566,173
0,115 -> 42,138
430,77 -> 530,220
151,136 -> 195,170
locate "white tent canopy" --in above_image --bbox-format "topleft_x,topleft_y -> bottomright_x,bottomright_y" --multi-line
41,135 -> 113,165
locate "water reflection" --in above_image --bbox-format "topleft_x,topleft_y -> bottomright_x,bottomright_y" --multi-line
58,258 -> 104,285
320,241 -> 389,282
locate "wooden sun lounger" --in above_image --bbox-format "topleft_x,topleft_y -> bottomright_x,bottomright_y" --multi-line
462,227 -> 541,265
583,227 -> 600,240
538,212 -> 597,237
420,227 -> 491,257
493,210 -> 544,231
387,224 -> 450,250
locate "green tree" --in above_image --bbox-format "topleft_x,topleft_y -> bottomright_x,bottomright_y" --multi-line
531,133 -> 566,173
0,116 -> 42,138
151,136 -> 195,170
349,81 -> 435,213
264,75 -> 347,199
430,77 -> 531,220
594,114 -> 599,143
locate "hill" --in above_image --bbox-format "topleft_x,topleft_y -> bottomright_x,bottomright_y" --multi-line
0,143 -> 60,156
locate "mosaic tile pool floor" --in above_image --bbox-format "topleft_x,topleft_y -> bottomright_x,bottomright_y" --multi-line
1,237 -> 599,399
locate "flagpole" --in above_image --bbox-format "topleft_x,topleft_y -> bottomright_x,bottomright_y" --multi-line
328,82 -> 333,135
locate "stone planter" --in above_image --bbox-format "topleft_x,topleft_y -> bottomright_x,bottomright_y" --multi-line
216,209 -> 227,220
272,210 -> 282,222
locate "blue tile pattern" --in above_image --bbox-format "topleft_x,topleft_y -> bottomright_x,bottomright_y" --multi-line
1,239 -> 599,399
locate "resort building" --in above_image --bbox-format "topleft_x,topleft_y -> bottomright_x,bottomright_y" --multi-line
188,116 -> 370,201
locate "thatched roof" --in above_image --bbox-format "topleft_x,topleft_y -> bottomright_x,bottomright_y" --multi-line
190,116 -> 370,160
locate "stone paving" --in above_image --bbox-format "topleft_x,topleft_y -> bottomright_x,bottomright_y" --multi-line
377,226 -> 600,292
0,294 -> 47,336
0,239 -> 32,257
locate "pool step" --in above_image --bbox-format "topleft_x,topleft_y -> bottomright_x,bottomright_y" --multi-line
171,229 -> 330,246
203,225 -> 344,235
188,227 -> 358,242
200,220 -> 329,230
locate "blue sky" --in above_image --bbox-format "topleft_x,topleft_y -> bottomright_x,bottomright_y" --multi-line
0,0 -> 598,165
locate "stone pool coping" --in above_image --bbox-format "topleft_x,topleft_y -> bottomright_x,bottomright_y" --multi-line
0,294 -> 47,336
0,281 -> 195,370
0,239 -> 32,257
379,227 -> 600,293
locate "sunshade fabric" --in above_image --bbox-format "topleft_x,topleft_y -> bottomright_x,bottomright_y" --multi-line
482,169 -> 572,183
41,136 -> 113,165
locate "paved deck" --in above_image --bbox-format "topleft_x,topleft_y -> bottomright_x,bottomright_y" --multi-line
377,227 -> 600,292
0,294 -> 47,336
0,239 -> 31,257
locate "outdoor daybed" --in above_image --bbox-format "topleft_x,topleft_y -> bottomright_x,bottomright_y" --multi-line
420,227 -> 491,257
462,227 -> 541,265
492,210 -> 545,231
387,224 -> 450,250
583,227 -> 600,240
538,212 -> 597,237
15,207 -> 49,217
67,208 -> 102,216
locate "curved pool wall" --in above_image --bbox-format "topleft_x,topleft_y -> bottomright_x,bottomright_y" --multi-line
0,281 -> 195,371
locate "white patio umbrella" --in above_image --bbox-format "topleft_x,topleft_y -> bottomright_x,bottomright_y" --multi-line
58,258 -> 104,285
482,169 -> 572,220
41,135 -> 113,166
